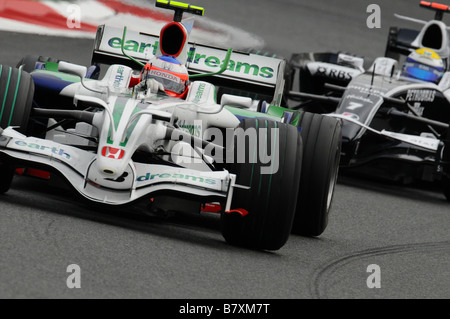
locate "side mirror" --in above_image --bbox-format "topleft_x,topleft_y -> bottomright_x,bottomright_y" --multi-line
220,94 -> 253,109
58,61 -> 87,79
59,61 -> 103,94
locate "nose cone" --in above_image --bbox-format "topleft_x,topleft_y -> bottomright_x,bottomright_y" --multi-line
341,120 -> 364,142
98,146 -> 127,179
97,157 -> 126,178
87,157 -> 134,190
100,167 -> 116,176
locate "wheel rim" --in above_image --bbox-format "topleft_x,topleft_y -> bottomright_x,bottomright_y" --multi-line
326,145 -> 340,210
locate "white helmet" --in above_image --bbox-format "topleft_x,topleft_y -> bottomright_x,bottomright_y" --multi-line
402,48 -> 445,83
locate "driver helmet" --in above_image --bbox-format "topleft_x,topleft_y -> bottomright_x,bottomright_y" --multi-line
402,48 -> 445,83
143,55 -> 189,98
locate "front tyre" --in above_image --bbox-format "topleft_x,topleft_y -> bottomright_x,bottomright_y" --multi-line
292,112 -> 342,237
0,65 -> 35,134
221,118 -> 302,250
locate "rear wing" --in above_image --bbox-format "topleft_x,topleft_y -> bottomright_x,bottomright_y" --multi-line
92,25 -> 286,105
385,2 -> 450,62
419,1 -> 450,20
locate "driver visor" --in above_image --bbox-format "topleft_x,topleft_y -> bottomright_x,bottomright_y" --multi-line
403,61 -> 444,83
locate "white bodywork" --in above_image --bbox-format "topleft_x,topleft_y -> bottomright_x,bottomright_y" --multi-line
0,62 -> 245,207
0,23 -> 289,207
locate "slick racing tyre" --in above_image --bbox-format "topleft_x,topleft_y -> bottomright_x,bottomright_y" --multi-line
0,163 -> 14,194
291,112 -> 342,237
221,118 -> 302,250
0,65 -> 35,134
16,55 -> 60,73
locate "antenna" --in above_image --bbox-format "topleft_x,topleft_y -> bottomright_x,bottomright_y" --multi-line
370,63 -> 376,89
389,64 -> 395,83
121,27 -> 145,68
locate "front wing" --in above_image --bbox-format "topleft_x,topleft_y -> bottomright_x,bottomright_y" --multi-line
0,127 -> 234,207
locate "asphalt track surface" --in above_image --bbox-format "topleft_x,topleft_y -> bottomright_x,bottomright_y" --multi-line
1,0 -> 449,299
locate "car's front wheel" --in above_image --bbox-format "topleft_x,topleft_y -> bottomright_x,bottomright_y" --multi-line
291,112 -> 342,237
221,118 -> 302,250
0,65 -> 35,134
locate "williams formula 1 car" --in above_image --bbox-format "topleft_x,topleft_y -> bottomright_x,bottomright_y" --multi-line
283,1 -> 450,201
0,1 -> 342,250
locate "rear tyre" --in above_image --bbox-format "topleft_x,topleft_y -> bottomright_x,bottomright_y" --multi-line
16,55 -> 60,73
221,118 -> 302,250
291,112 -> 342,237
0,65 -> 35,134
17,55 -> 100,80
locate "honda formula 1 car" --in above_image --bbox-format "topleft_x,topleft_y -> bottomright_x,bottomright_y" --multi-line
0,1 -> 342,250
284,1 -> 450,201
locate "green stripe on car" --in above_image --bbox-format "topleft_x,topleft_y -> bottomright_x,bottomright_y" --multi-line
225,105 -> 280,121
107,98 -> 142,146
8,69 -> 22,126
0,66 -> 12,123
107,97 -> 128,144
45,61 -> 59,72
32,69 -> 83,83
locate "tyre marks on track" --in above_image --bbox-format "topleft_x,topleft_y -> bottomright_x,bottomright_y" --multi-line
310,240 -> 450,299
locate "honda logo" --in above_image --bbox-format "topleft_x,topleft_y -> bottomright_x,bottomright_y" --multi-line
101,147 -> 125,159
